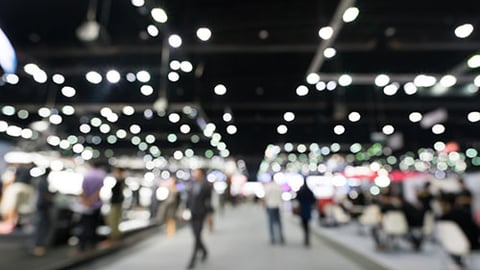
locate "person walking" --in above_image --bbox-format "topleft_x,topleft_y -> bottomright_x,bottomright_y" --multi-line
262,177 -> 285,245
31,167 -> 54,256
295,182 -> 316,247
186,168 -> 212,269
107,166 -> 125,245
77,160 -> 106,254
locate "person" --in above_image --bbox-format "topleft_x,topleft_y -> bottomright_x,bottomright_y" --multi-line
262,177 -> 285,245
186,168 -> 212,269
438,192 -> 480,269
0,163 -> 34,234
77,160 -> 106,253
295,182 -> 316,247
417,181 -> 434,213
107,166 -> 125,244
31,167 -> 54,256
455,178 -> 473,215
164,175 -> 180,237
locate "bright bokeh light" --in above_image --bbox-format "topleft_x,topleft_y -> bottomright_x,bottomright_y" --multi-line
326,81 -> 337,91
130,124 -> 141,134
122,105 -> 135,116
382,124 -> 394,135
226,125 -> 237,135
467,111 -> 480,122
223,112 -> 233,122
168,113 -> 180,123
334,124 -> 345,135
180,61 -> 193,72
61,86 -> 76,97
383,83 -> 399,96
348,111 -> 361,122
454,23 -> 474,38
440,74 -> 457,87
318,26 -> 334,40
140,85 -> 154,96
180,124 -> 191,134
168,71 -> 180,82
151,8 -> 168,23
147,25 -> 159,37
306,73 -> 320,85
86,71 -> 102,84
316,81 -> 326,91
284,112 -> 295,122
106,70 -> 121,83
467,54 -> 480,69
296,85 -> 309,96
338,74 -> 352,86
168,34 -> 182,48
62,105 -> 75,115
277,124 -> 288,134
375,74 -> 390,87
136,70 -> 151,83
170,60 -> 181,70
196,27 -> 212,41
404,82 -> 418,95
52,74 -> 65,84
214,84 -> 227,95
432,124 -> 445,134
409,112 -> 423,122
323,47 -> 336,58
343,7 -> 359,23
131,0 -> 144,7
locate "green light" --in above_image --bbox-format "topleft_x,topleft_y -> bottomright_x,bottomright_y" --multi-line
466,148 -> 478,158
104,149 -> 114,158
473,157 -> 480,166
205,150 -> 214,158
167,133 -> 177,143
387,156 -> 397,165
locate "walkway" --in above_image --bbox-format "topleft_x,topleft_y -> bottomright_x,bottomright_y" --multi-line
72,203 -> 386,270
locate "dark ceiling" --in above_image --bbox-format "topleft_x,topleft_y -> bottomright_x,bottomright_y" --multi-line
1,0 -> 480,175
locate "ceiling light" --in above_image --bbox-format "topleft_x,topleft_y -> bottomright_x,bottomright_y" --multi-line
147,25 -> 159,37
439,74 -> 457,87
323,47 -> 336,58
168,34 -> 182,48
168,134 -> 178,143
467,111 -> 480,122
168,113 -> 180,123
326,81 -> 337,90
47,135 -> 61,146
196,27 -> 212,41
17,110 -> 29,119
151,8 -> 168,23
414,74 -> 437,87
318,26 -> 334,40
382,124 -> 394,135
136,70 -> 150,83
126,73 -> 136,82
223,112 -> 233,122
474,75 -> 480,87
107,113 -> 119,122
1,105 -> 15,116
467,55 -> 480,69
86,71 -> 102,84
49,114 -> 63,125
73,143 -> 85,154
432,124 -> 445,134
33,69 -> 48,83
122,105 -> 135,116
3,74 -> 19,85
130,124 -> 141,134
454,24 -> 474,38
38,107 -> 51,118
116,129 -> 127,139
226,125 -> 237,135
79,124 -> 91,134
306,73 -> 320,84
180,61 -> 193,72
24,63 -> 39,75
348,112 -> 361,122
100,123 -> 111,134
131,0 -> 144,7
316,81 -> 326,91
375,74 -> 390,87
338,74 -> 352,86
180,124 -> 191,134
52,74 -> 65,84
90,117 -> 102,127
170,60 -> 181,70
343,7 -> 359,23
62,105 -> 75,115
145,134 -> 156,144
277,125 -> 288,134
409,112 -> 423,122
214,84 -> 227,95
404,82 -> 418,95
334,125 -> 345,135
61,86 -> 76,98
284,112 -> 295,122
168,71 -> 180,82
76,20 -> 101,42
296,85 -> 309,96
140,85 -> 154,96
383,83 -> 399,96
106,70 -> 121,83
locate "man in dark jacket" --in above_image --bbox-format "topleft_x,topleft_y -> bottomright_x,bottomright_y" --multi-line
186,168 -> 212,269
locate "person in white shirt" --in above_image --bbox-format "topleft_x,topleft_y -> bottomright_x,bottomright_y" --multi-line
262,178 -> 285,244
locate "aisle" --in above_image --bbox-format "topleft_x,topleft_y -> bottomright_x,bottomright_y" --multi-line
73,203 -> 384,270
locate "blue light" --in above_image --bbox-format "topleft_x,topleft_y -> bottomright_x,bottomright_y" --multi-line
0,28 -> 17,74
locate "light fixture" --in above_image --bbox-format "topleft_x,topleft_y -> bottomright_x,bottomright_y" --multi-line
343,7 -> 360,23
296,85 -> 309,96
151,8 -> 168,23
214,84 -> 227,95
196,27 -> 212,41
318,26 -> 334,40
168,34 -> 182,48
454,23 -> 474,38
106,70 -> 121,83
